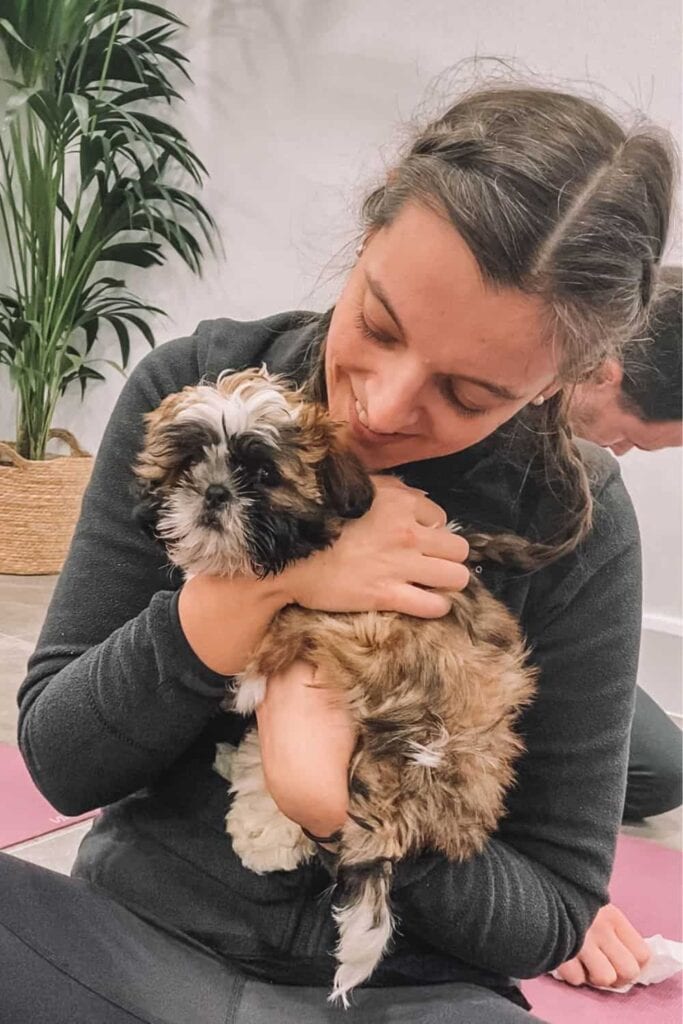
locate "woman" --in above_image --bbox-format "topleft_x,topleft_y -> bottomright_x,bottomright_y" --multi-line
4,83 -> 675,1023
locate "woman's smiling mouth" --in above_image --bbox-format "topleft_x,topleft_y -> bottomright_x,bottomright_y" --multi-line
347,391 -> 416,447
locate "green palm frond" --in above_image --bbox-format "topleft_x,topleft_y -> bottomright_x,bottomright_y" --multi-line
0,0 -> 217,459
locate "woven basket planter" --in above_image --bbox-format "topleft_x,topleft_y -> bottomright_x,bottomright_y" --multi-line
0,429 -> 93,575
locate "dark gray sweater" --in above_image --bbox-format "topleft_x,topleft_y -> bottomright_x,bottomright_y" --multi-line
17,312 -> 641,994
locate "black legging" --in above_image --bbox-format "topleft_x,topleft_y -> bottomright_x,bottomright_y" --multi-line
624,686 -> 682,821
0,852 -> 546,1024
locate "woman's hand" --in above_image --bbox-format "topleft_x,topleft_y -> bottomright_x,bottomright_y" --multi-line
283,476 -> 470,619
256,660 -> 355,843
555,904 -> 651,989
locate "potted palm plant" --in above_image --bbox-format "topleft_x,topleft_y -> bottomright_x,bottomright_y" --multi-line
0,0 -> 216,573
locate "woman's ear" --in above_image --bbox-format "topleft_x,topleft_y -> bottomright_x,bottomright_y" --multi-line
539,380 -> 563,402
320,441 -> 374,520
591,358 -> 624,391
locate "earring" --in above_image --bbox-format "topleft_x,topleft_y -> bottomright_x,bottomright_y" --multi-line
531,394 -> 545,406
355,240 -> 365,258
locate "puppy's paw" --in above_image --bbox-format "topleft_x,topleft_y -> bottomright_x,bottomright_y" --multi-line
228,798 -> 315,873
226,728 -> 316,872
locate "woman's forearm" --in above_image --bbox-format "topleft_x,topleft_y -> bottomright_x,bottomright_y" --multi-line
256,660 -> 355,837
178,574 -> 292,675
19,577 -> 293,815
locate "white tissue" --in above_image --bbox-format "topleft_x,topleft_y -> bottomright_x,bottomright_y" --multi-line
551,935 -> 683,993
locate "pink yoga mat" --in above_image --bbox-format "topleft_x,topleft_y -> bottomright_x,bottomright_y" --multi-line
523,834 -> 683,1023
0,742 -> 96,849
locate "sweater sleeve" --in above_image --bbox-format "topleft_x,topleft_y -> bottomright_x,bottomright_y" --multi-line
16,336 -> 231,817
392,466 -> 641,978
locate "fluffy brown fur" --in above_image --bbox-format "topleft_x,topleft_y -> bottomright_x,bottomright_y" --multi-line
133,369 -> 537,1006
249,584 -> 534,863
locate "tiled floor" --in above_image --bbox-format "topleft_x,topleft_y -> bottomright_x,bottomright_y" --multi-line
1,573 -> 681,875
0,574 -> 57,745
0,574 -> 93,872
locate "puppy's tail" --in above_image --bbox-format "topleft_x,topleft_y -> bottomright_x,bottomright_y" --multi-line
329,858 -> 395,1008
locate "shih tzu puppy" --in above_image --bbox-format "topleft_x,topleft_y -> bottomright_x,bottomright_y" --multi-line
134,368 -> 537,1007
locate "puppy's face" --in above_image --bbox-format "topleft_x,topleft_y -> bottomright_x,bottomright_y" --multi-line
134,368 -> 374,576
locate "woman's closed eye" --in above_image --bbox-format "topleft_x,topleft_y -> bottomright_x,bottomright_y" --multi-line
440,381 -> 487,418
354,311 -> 398,348
440,380 -> 489,415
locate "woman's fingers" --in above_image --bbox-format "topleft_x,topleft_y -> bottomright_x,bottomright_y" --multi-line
614,915 -> 652,969
419,525 -> 470,563
577,941 -> 620,988
577,937 -> 638,989
577,904 -> 651,988
410,555 -> 470,592
412,493 -> 448,528
386,583 -> 453,619
414,526 -> 470,590
590,933 -> 643,988
559,936 -> 643,990
555,957 -> 587,986
556,905 -> 650,991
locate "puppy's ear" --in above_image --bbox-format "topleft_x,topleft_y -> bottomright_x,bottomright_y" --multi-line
294,402 -> 374,520
131,480 -> 164,540
320,440 -> 374,520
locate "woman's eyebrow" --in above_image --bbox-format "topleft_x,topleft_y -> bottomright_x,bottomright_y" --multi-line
365,273 -> 406,337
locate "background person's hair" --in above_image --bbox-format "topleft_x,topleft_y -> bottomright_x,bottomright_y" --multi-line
358,83 -> 677,563
619,266 -> 682,423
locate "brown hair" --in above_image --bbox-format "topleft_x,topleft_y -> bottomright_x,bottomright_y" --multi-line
357,84 -> 676,563
619,265 -> 682,423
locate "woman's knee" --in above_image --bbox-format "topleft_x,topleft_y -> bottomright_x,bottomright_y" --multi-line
626,688 -> 683,820
624,759 -> 683,819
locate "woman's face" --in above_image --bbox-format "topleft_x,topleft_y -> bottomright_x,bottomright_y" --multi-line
325,202 -> 560,470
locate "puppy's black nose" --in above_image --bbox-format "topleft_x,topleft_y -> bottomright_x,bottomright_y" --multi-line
205,483 -> 231,508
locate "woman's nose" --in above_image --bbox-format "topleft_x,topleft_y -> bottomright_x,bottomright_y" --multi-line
364,375 -> 423,434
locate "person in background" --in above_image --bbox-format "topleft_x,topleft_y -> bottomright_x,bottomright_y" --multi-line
557,267 -> 682,989
571,266 -> 682,457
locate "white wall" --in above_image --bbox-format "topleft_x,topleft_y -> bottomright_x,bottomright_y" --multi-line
621,451 -> 682,715
1,0 -> 681,706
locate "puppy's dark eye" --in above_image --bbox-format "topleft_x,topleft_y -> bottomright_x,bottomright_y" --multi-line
255,465 -> 281,487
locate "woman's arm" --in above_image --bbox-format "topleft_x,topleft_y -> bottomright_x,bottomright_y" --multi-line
256,661 -> 356,840
390,468 -> 641,978
17,339 -> 290,816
